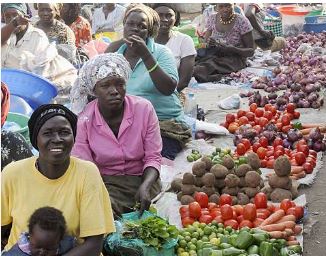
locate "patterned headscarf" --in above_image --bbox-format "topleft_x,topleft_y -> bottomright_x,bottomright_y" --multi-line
70,53 -> 132,114
1,3 -> 28,16
1,82 -> 10,127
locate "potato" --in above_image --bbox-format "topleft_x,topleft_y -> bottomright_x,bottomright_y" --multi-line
261,184 -> 273,200
237,192 -> 250,205
177,192 -> 183,201
268,174 -> 292,190
194,176 -> 204,187
202,173 -> 216,187
239,177 -> 246,187
182,184 -> 196,195
242,186 -> 260,198
171,178 -> 182,192
274,156 -> 291,177
235,164 -> 252,177
290,185 -> 299,199
210,164 -> 229,179
231,196 -> 238,205
195,186 -> 203,192
182,173 -> 195,185
222,155 -> 235,170
222,186 -> 239,196
259,179 -> 264,188
247,152 -> 261,170
209,193 -> 220,203
201,156 -> 213,171
270,188 -> 293,202
180,195 -> 195,205
245,171 -> 262,188
214,178 -> 225,189
224,174 -> 240,188
192,161 -> 206,177
202,186 -> 216,196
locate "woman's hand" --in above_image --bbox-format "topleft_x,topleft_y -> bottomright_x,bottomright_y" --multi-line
135,183 -> 151,215
123,35 -> 151,60
207,37 -> 218,47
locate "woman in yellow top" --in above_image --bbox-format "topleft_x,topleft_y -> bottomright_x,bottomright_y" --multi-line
1,104 -> 115,255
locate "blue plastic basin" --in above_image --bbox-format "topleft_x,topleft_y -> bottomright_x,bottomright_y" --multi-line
1,68 -> 58,110
9,95 -> 34,116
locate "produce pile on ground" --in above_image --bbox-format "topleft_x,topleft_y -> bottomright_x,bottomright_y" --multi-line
177,192 -> 304,256
172,152 -> 269,206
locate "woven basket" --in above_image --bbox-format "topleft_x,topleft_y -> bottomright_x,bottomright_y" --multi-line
264,17 -> 283,37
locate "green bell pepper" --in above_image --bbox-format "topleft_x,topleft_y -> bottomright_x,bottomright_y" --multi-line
229,234 -> 238,247
219,243 -> 232,249
259,241 -> 274,256
222,247 -> 246,256
235,231 -> 254,249
210,250 -> 223,256
252,233 -> 269,244
247,244 -> 259,254
219,235 -> 230,244
287,245 -> 302,254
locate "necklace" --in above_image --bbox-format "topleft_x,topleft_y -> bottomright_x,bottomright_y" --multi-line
220,13 -> 235,25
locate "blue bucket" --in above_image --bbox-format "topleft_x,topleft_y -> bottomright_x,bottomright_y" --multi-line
10,95 -> 34,116
304,15 -> 326,33
1,68 -> 58,110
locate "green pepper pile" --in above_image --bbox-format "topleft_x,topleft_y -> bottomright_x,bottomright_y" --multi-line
176,221 -> 302,256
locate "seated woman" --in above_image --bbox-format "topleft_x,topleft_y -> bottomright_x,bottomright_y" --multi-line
193,3 -> 254,83
71,53 -> 162,217
1,82 -> 33,171
1,104 -> 115,255
107,4 -> 191,160
153,4 -> 196,92
60,3 -> 92,48
35,3 -> 75,46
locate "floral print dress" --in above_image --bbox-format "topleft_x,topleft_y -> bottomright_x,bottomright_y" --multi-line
70,16 -> 92,48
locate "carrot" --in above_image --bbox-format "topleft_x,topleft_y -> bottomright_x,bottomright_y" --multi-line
276,215 -> 296,223
287,240 -> 300,246
294,225 -> 303,235
284,228 -> 294,237
292,171 -> 306,179
268,231 -> 285,239
282,221 -> 296,229
260,223 -> 286,232
287,236 -> 297,241
301,123 -> 325,129
300,128 -> 313,135
291,166 -> 304,174
260,209 -> 285,226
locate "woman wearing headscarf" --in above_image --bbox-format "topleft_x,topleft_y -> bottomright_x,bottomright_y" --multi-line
60,3 -> 92,48
153,3 -> 196,92
71,53 -> 162,217
1,82 -> 32,171
1,104 -> 115,255
107,4 -> 191,161
194,3 -> 254,83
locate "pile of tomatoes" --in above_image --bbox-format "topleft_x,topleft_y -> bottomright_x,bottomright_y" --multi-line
224,103 -> 300,135
179,192 -> 304,229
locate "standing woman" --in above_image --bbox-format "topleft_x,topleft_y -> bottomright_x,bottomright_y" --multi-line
108,4 -> 191,160
60,3 -> 92,48
193,3 -> 254,83
1,104 -> 115,255
153,4 -> 196,92
35,3 -> 75,46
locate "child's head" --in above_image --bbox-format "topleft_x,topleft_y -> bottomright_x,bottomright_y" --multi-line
28,207 -> 67,256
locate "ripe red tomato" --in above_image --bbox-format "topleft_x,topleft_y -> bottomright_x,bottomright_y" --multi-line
237,215 -> 244,224
286,207 -> 297,219
233,205 -> 244,216
276,122 -> 283,131
213,215 -> 224,223
266,159 -> 275,168
280,199 -> 293,212
252,142 -> 262,153
267,202 -> 275,213
264,104 -> 273,112
210,209 -> 221,218
270,106 -> 277,116
274,150 -> 284,159
224,219 -> 239,229
219,194 -> 233,206
182,216 -> 195,227
297,144 -> 309,157
286,103 -> 295,113
201,209 -> 210,216
295,152 -> 306,165
237,143 -> 247,156
221,204 -> 234,221
208,202 -> 218,211
274,145 -> 285,153
239,116 -> 249,126
294,206 -> 304,220
293,111 -> 300,119
303,162 -> 313,174
243,203 -> 257,221
261,159 -> 267,168
253,218 -> 264,227
179,206 -> 189,215
239,220 -> 253,229
249,103 -> 258,113
281,115 -> 291,126
254,192 -> 268,209
199,214 -> 213,224
257,147 -> 267,160
259,137 -> 269,148
309,150 -> 317,158
241,139 -> 251,151
255,108 -> 264,118
259,117 -> 269,127
253,125 -> 262,133
273,138 -> 283,147
246,112 -> 255,121
226,113 -> 236,123
189,202 -> 202,219
237,110 -> 246,118
263,111 -> 273,121
256,208 -> 271,219
194,192 -> 209,208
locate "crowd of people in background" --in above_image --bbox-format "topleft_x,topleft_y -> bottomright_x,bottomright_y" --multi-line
1,3 -> 288,255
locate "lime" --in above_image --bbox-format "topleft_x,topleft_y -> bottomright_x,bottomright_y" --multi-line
192,231 -> 199,239
217,228 -> 224,233
179,239 -> 187,248
187,226 -> 196,233
192,221 -> 200,228
183,231 -> 191,237
209,233 -> 217,239
189,250 -> 197,256
201,236 -> 209,242
223,230 -> 229,236
196,240 -> 204,249
185,236 -> 192,242
203,226 -> 212,236
199,223 -> 206,229
187,155 -> 194,162
180,252 -> 190,256
225,226 -> 233,233
218,223 -> 224,229
177,247 -> 185,253
189,243 -> 197,251
191,238 -> 197,244
210,237 -> 221,246
192,149 -> 200,154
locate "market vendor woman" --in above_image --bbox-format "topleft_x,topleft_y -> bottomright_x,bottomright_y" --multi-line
71,53 -> 162,217
194,3 -> 254,83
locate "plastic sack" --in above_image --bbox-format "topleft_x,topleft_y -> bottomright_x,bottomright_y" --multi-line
81,39 -> 110,59
218,94 -> 241,110
196,120 -> 229,135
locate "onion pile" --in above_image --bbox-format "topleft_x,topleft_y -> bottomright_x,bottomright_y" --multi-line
307,127 -> 326,152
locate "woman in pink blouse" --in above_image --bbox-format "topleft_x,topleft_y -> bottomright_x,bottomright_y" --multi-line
71,53 -> 162,217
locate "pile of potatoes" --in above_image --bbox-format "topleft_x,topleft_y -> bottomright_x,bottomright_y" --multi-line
262,156 -> 298,202
171,152 -> 265,205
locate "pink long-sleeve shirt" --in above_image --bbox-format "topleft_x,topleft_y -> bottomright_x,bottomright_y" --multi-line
72,95 -> 162,176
